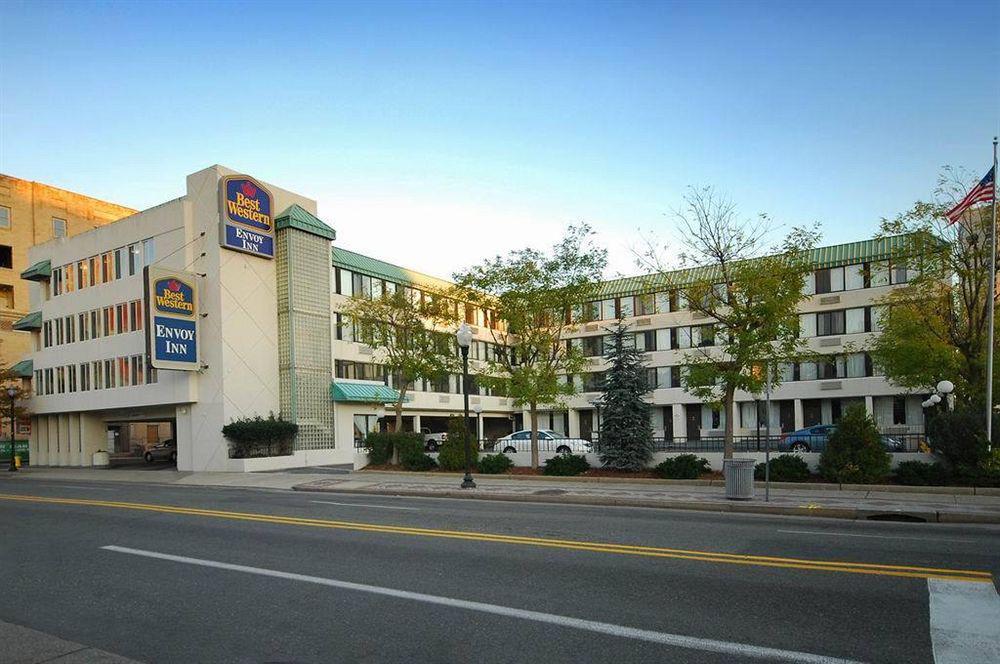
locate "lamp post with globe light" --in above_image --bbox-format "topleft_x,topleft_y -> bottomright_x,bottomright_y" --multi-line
455,323 -> 476,489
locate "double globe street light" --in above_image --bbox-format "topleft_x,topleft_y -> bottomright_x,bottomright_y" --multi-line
921,380 -> 955,410
455,323 -> 476,489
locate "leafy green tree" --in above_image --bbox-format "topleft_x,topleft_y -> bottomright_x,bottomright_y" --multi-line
869,169 -> 997,410
341,287 -> 460,436
818,405 -> 891,484
640,187 -> 819,458
453,225 -> 607,469
596,316 -> 653,470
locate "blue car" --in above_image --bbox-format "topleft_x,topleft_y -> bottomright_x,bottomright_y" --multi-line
778,426 -> 904,453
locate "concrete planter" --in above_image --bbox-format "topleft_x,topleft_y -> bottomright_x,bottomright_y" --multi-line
91,451 -> 110,468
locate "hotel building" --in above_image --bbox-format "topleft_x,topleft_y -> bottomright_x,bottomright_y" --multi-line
17,166 -> 928,471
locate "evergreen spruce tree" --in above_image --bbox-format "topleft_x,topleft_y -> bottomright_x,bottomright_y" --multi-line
597,316 -> 654,471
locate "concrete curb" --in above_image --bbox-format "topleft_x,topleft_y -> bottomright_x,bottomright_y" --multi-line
293,484 -> 1000,524
354,469 -> 993,495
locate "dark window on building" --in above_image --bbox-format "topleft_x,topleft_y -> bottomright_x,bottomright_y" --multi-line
0,245 -> 11,269
582,336 -> 603,357
893,396 -> 907,424
817,310 -> 845,336
815,269 -> 831,294
711,408 -> 721,429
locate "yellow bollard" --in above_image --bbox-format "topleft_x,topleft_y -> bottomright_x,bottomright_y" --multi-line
14,455 -> 21,468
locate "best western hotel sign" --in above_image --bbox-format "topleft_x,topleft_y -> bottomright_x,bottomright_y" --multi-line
145,267 -> 199,371
219,175 -> 274,259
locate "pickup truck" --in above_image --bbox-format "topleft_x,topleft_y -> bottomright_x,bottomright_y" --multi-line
421,428 -> 447,452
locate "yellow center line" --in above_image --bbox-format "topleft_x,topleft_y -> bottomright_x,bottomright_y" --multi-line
1,492 -> 992,583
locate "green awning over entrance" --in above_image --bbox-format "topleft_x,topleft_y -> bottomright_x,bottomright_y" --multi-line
331,382 -> 400,403
9,359 -> 33,378
12,311 -> 41,331
20,259 -> 51,281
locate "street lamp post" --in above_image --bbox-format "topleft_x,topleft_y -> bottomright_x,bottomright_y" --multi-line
456,323 -> 476,489
7,386 -> 17,472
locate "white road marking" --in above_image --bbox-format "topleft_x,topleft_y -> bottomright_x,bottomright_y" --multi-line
778,530 -> 974,543
310,500 -> 419,511
928,578 -> 1000,663
102,545 -> 862,663
36,484 -> 118,492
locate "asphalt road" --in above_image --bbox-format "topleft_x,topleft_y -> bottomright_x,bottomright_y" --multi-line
1,477 -> 998,664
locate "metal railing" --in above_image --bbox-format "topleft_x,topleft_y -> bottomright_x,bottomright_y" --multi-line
356,432 -> 928,454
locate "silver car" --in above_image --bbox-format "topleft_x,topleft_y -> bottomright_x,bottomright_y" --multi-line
144,439 -> 177,463
496,430 -> 591,454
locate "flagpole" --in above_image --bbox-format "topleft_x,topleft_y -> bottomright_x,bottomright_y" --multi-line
987,136 -> 998,453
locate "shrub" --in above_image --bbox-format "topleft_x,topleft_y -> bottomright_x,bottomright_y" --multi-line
223,413 -> 298,458
542,454 -> 590,476
438,416 -> 478,472
754,455 -> 811,482
364,431 -> 423,466
401,452 -> 438,471
926,409 -> 994,469
818,406 -> 891,484
894,460 -> 949,486
655,454 -> 710,480
478,453 -> 514,474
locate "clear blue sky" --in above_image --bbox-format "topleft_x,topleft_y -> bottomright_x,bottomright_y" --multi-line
2,0 -> 997,278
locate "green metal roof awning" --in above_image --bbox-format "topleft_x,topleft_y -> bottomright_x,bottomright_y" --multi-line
12,311 -> 41,331
331,382 -> 401,403
8,359 -> 32,378
20,259 -> 51,281
275,204 -> 337,241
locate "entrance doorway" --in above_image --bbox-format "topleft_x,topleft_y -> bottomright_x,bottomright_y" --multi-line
685,404 -> 701,440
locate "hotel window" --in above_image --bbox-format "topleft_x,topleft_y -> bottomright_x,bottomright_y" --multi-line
814,266 -> 845,294
582,335 -> 603,357
634,330 -> 656,352
79,363 -> 90,391
0,205 -> 9,229
77,260 -> 88,289
0,285 -> 12,309
64,315 -> 75,343
130,300 -> 143,331
114,248 -> 124,280
654,292 -> 672,314
893,396 -> 907,425
146,362 -> 157,385
92,361 -> 103,390
55,318 -> 64,345
44,368 -> 54,395
618,297 -> 634,318
817,310 -> 846,336
845,307 -> 869,334
43,321 -> 52,347
51,266 -> 63,296
0,245 -> 11,269
118,357 -> 130,387
128,243 -> 139,276
845,263 -> 865,290
68,365 -> 77,393
336,268 -> 353,296
88,256 -> 98,286
78,313 -> 89,341
34,370 -> 42,396
89,310 -> 98,338
130,355 -> 143,385
102,306 -> 115,335
633,294 -> 654,316
52,217 -> 67,238
101,252 -> 113,282
116,303 -> 127,333
56,367 -> 65,394
63,263 -> 75,292
104,359 -> 116,388
599,299 -> 616,321
142,238 -> 155,266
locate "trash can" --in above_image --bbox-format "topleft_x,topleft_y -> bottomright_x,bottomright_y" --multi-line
724,458 -> 755,500
92,451 -> 110,469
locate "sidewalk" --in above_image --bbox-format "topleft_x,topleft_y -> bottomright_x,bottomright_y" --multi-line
5,466 -> 1000,523
293,471 -> 1000,524
1,619 -> 142,663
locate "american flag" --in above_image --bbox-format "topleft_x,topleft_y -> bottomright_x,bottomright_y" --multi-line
945,166 -> 995,225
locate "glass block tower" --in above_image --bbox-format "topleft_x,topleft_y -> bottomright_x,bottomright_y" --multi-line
275,205 -> 337,451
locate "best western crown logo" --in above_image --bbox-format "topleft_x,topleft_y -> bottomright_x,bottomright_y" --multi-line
154,277 -> 195,316
224,176 -> 272,232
